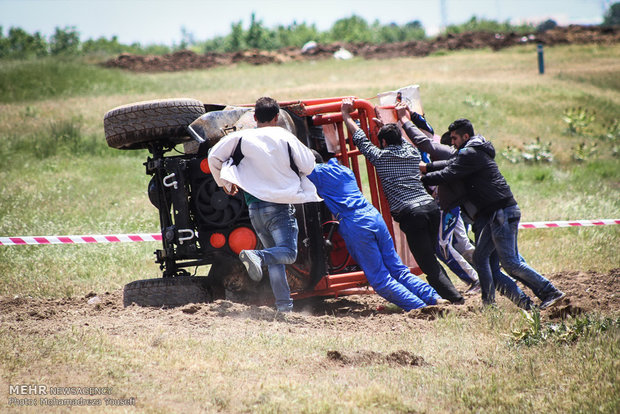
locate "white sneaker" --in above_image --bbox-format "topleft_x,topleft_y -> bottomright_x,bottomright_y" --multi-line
239,250 -> 263,282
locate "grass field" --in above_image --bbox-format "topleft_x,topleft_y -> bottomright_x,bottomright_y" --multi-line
0,44 -> 619,413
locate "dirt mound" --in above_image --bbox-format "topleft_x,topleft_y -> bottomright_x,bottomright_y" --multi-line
102,25 -> 619,73
326,349 -> 427,366
543,268 -> 619,318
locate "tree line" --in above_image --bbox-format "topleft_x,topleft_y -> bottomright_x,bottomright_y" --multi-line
0,26 -> 170,59
1,5 -> 618,60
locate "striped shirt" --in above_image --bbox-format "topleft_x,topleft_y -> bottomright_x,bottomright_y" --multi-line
352,129 -> 434,214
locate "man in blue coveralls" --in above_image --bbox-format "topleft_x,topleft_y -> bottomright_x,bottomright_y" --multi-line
307,150 -> 446,310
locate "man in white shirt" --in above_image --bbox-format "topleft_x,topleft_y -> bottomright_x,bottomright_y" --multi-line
208,97 -> 321,312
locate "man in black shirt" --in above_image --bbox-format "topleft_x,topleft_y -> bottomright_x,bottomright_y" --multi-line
422,119 -> 565,309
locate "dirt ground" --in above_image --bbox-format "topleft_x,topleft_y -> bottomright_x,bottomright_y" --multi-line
102,25 -> 619,73
1,269 -> 617,341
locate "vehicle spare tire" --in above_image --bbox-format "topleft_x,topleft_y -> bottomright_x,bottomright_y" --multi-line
123,276 -> 212,307
104,98 -> 206,150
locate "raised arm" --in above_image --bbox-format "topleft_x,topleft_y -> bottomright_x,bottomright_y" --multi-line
402,122 -> 455,160
341,99 -> 384,164
396,103 -> 455,161
341,98 -> 360,135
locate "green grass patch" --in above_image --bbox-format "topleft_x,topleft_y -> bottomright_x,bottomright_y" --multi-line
0,57 -> 160,103
556,67 -> 620,92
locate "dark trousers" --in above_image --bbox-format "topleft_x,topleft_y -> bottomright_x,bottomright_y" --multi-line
395,202 -> 464,303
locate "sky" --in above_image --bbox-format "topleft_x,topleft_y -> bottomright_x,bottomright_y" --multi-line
0,0 -> 612,46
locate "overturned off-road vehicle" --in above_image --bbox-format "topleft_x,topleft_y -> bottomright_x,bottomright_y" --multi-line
103,97 -> 419,308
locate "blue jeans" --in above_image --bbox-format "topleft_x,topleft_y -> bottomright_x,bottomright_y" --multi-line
248,201 -> 298,311
489,250 -> 532,308
474,204 -> 556,305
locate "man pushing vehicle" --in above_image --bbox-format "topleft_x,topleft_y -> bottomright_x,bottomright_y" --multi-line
207,96 -> 321,312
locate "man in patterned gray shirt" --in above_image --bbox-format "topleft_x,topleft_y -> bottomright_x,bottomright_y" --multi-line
341,98 -> 464,304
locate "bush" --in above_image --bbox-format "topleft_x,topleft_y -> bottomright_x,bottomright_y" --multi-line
536,19 -> 558,32
445,16 -> 534,35
50,26 -> 80,56
603,2 -> 620,26
563,107 -> 596,135
0,26 -> 48,59
501,138 -> 554,164
511,309 -> 619,347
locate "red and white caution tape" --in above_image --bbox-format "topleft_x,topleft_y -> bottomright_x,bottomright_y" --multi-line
519,219 -> 620,229
0,233 -> 161,246
0,219 -> 618,246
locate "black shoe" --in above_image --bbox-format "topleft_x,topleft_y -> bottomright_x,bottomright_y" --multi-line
452,297 -> 465,305
540,290 -> 566,310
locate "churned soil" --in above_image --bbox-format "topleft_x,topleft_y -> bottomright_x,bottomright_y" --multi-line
1,269 -> 617,341
102,25 -> 619,73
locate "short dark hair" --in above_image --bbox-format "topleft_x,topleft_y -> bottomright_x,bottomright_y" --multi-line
311,149 -> 324,164
255,96 -> 280,123
377,123 -> 402,146
448,118 -> 475,137
440,131 -> 451,146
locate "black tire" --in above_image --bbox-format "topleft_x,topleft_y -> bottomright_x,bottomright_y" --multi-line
123,276 -> 212,307
104,98 -> 205,150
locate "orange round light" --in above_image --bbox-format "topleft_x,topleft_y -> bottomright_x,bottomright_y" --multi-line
209,232 -> 226,248
228,227 -> 257,254
200,158 -> 211,174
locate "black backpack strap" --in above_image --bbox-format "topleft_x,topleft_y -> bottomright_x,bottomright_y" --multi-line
231,138 -> 244,166
287,142 -> 300,175
232,138 -> 299,174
